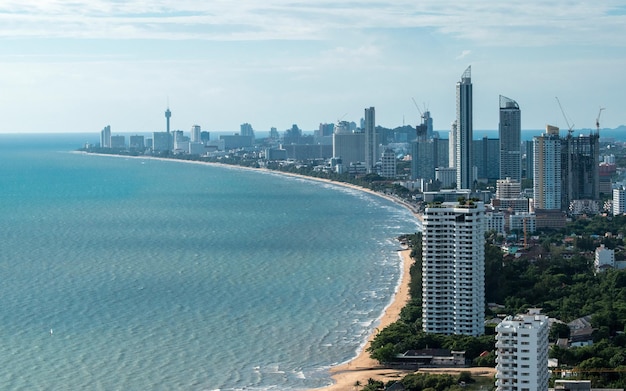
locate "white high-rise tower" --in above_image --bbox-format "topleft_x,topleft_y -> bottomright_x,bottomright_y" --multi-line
422,200 -> 485,336
495,309 -> 549,391
456,66 -> 473,190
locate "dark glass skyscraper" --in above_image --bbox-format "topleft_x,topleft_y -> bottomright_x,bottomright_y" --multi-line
499,95 -> 521,182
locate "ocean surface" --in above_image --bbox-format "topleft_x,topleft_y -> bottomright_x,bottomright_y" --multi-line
0,134 -> 418,391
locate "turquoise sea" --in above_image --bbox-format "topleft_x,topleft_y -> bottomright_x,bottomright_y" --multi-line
0,134 -> 418,390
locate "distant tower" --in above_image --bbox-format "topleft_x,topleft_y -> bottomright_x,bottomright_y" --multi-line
364,107 -> 376,174
165,107 -> 172,134
165,107 -> 172,152
456,66 -> 473,190
100,125 -> 111,148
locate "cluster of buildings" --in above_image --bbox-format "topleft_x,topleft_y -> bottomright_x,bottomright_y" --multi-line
93,66 -> 625,391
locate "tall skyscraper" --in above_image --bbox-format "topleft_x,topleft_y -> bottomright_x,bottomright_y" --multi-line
100,125 -> 111,148
533,125 -> 561,210
422,201 -> 485,336
455,66 -> 473,189
364,107 -> 376,174
495,309 -> 549,391
499,95 -> 521,182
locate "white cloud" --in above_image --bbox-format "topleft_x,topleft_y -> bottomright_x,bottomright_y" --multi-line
0,1 -> 624,46
456,50 -> 471,60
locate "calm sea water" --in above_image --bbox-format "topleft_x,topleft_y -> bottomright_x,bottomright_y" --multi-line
0,134 -> 418,391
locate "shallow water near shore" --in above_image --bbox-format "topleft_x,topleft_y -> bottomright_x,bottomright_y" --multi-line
0,134 -> 417,390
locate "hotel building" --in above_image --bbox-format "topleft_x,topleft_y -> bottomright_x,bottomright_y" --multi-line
422,201 -> 485,336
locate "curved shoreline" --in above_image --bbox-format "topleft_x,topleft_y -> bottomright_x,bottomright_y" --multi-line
311,248 -> 415,391
76,152 -> 419,389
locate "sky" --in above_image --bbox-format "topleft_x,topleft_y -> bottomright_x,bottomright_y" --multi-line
1,1 -> 625,134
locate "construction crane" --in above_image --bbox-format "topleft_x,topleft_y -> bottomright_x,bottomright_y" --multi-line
555,97 -> 575,135
411,97 -> 424,121
596,107 -> 605,135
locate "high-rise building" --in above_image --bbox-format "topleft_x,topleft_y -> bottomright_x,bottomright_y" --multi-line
613,187 -> 626,215
240,123 -> 254,139
411,138 -> 448,181
423,111 -> 433,139
153,132 -> 171,152
524,140 -> 534,180
191,125 -> 201,143
100,125 -> 111,148
201,131 -> 210,144
129,135 -> 145,150
110,135 -> 125,149
333,123 -> 365,167
473,136 -> 500,181
561,133 -> 600,208
364,107 -> 376,174
495,309 -> 549,391
499,95 -> 522,182
449,120 -> 457,169
533,126 -> 561,210
380,148 -> 396,178
422,201 -> 485,336
456,66 -> 473,190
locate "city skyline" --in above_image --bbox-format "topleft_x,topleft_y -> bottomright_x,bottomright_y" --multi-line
0,1 -> 625,134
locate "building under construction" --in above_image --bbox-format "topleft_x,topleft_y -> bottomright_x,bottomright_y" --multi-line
560,131 -> 600,211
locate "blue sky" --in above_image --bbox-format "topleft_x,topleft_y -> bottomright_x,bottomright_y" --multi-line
0,1 -> 625,134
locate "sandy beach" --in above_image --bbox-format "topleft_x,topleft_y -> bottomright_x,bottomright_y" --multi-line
310,248 -> 415,390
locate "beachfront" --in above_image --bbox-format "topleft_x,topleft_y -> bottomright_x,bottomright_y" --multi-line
311,248 -> 415,390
